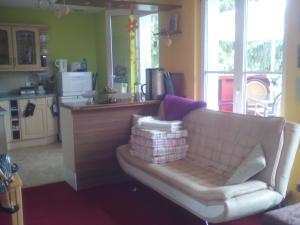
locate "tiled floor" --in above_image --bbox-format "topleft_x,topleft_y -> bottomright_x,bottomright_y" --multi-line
9,142 -> 64,187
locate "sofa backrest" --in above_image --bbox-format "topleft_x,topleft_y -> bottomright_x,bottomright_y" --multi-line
182,108 -> 285,188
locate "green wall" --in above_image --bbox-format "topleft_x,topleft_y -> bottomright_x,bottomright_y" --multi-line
112,16 -> 130,87
94,12 -> 107,91
0,7 -> 107,88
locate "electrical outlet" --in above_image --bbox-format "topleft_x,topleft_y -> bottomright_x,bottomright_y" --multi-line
297,183 -> 300,192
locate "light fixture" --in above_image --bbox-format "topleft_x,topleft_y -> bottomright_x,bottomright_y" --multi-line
54,4 -> 72,18
36,0 -> 71,18
36,0 -> 55,10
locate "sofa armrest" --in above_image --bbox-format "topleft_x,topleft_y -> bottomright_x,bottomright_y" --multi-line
275,122 -> 300,196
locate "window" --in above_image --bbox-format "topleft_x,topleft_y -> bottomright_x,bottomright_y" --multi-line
203,0 -> 286,116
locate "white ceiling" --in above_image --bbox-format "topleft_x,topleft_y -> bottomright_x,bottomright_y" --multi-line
0,0 -> 103,12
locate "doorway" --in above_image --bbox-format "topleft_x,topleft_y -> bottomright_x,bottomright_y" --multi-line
106,10 -> 159,95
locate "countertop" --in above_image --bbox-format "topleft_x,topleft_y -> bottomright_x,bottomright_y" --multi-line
0,93 -> 56,101
61,100 -> 161,111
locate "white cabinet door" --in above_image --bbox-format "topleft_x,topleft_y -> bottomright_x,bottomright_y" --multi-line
0,101 -> 12,143
20,104 -> 47,140
46,97 -> 58,136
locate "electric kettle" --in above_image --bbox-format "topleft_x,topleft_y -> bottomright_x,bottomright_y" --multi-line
55,59 -> 68,72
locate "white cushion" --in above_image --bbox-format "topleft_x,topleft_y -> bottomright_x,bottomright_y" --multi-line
226,144 -> 266,185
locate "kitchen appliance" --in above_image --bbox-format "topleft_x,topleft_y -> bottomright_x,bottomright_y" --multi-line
55,59 -> 68,72
19,87 -> 36,95
142,68 -> 175,100
58,72 -> 93,103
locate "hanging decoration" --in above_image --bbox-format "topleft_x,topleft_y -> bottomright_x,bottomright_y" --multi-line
126,5 -> 138,93
125,16 -> 138,36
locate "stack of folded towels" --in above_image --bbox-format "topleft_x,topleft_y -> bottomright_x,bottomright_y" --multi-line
130,116 -> 188,164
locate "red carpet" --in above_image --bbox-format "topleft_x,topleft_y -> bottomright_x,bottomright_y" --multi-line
0,181 -> 262,225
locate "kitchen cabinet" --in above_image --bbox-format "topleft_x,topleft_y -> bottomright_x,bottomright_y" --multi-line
0,96 -> 58,149
20,104 -> 47,140
0,101 -> 12,143
0,26 -> 14,70
12,26 -> 41,71
18,97 -> 57,140
0,24 -> 47,72
46,97 -> 58,136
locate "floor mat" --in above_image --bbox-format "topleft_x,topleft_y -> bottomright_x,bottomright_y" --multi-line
0,181 -> 262,225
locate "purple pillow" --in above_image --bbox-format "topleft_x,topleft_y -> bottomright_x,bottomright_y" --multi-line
164,95 -> 207,121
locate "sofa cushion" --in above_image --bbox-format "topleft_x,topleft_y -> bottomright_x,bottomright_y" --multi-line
163,95 -> 207,120
226,143 -> 266,185
118,144 -> 268,201
182,109 -> 285,187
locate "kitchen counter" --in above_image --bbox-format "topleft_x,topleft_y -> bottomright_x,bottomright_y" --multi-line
0,93 -> 56,101
60,99 -> 160,190
61,100 -> 161,111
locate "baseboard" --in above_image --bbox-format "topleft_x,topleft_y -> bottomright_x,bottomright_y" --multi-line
8,135 -> 58,150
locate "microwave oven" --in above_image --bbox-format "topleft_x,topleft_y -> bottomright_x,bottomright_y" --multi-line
58,72 -> 92,97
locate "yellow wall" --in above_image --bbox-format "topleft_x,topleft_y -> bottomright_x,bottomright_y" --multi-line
160,0 -> 200,99
284,0 -> 300,202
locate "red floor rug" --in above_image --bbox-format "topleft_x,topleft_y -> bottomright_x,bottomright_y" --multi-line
0,181 -> 262,225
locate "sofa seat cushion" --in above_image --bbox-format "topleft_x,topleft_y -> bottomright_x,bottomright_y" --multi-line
117,144 -> 268,201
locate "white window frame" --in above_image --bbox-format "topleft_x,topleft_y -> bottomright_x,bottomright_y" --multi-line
200,0 -> 286,116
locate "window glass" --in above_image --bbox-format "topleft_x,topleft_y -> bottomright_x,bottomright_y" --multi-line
245,0 -> 285,72
206,0 -> 235,72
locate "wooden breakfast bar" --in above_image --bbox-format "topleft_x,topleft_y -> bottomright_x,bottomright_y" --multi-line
60,100 -> 160,190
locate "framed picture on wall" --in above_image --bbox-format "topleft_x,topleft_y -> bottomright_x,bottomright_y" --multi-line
168,14 -> 179,33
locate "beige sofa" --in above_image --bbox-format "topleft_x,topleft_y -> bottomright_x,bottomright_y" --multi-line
116,108 -> 300,223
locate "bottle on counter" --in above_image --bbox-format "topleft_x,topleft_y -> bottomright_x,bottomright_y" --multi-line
81,58 -> 87,72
